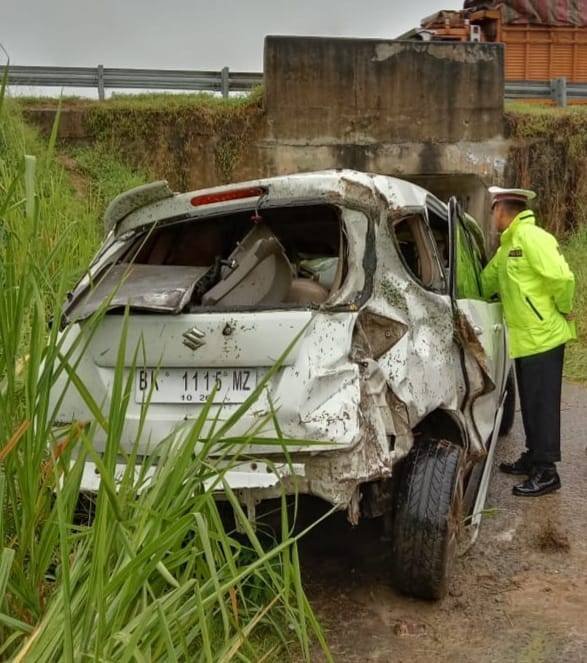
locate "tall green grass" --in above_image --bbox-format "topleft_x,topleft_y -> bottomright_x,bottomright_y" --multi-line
0,72 -> 329,661
68,144 -> 149,211
562,224 -> 587,382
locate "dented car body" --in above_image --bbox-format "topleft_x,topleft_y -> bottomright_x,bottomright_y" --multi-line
51,171 -> 513,598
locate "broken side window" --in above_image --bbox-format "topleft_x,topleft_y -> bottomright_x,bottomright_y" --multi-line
427,207 -> 450,270
427,205 -> 484,300
390,214 -> 444,291
455,221 -> 484,300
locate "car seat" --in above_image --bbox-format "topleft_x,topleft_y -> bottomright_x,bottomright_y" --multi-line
202,224 -> 294,307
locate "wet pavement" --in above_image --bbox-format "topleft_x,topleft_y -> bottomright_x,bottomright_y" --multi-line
301,381 -> 587,662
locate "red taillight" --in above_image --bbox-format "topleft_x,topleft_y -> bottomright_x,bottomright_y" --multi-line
190,186 -> 266,207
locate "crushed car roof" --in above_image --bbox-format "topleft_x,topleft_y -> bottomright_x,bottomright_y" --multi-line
107,170 -> 435,237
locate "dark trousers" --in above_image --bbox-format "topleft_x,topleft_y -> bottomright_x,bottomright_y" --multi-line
515,344 -> 565,465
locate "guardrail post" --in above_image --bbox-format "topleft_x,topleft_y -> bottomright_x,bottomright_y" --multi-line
221,66 -> 229,99
97,64 -> 105,101
551,77 -> 567,108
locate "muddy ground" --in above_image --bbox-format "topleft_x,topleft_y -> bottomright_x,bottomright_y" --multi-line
300,382 -> 587,662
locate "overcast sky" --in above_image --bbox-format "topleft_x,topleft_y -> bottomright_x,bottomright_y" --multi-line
3,0 -> 455,70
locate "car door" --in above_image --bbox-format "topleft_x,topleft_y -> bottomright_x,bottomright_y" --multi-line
447,197 -> 508,446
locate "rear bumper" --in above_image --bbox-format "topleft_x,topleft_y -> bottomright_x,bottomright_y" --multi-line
75,421 -> 405,523
78,458 -> 307,493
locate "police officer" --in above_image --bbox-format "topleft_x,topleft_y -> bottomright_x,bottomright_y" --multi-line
481,187 -> 576,497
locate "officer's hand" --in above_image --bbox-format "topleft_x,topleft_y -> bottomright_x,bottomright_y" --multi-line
564,312 -> 575,322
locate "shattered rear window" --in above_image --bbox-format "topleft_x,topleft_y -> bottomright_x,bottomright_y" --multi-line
64,204 -> 366,321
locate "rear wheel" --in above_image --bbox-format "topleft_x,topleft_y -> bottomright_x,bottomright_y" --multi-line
391,439 -> 464,600
499,368 -> 516,437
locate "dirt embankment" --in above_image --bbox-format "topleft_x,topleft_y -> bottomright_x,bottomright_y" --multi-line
21,98 -> 587,239
506,108 -> 587,236
300,381 -> 587,662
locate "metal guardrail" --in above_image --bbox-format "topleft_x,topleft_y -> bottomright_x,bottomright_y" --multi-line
505,78 -> 587,107
6,66 -> 587,106
6,65 -> 263,100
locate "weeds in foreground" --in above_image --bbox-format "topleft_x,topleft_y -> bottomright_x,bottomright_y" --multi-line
0,66 -> 328,661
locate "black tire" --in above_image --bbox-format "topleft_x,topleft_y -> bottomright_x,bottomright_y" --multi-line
391,439 -> 464,600
499,368 -> 516,437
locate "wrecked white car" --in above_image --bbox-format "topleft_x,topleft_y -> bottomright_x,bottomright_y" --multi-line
51,170 -> 514,599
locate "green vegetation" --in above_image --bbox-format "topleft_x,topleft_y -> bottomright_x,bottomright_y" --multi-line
505,102 -> 587,120
18,90 -> 264,188
47,90 -> 265,189
505,104 -> 587,237
17,89 -> 263,112
0,102 -> 100,303
68,145 -> 149,213
1,80 -> 327,660
562,226 -> 587,382
504,104 -> 587,380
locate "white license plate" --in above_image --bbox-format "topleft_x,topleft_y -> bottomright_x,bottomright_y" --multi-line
135,368 -> 257,404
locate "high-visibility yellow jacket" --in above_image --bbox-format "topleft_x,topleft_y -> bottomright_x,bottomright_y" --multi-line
481,209 -> 576,359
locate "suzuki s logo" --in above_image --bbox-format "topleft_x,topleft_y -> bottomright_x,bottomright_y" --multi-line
182,327 -> 206,351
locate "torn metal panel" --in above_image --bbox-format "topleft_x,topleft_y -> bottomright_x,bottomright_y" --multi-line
352,310 -> 408,360
63,237 -> 132,324
369,218 -> 463,426
68,264 -> 209,321
327,208 -> 367,306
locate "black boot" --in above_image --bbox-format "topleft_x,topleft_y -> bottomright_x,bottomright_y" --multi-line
513,465 -> 561,497
499,451 -> 533,476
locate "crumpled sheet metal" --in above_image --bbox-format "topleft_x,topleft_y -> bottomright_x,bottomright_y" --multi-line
368,222 -> 464,428
373,174 -> 494,449
115,170 -> 411,238
327,208 -> 367,306
238,205 -> 494,512
58,171 -> 496,513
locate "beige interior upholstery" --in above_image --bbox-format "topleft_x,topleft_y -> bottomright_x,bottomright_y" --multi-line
202,224 -> 293,307
289,225 -> 345,304
286,278 -> 329,305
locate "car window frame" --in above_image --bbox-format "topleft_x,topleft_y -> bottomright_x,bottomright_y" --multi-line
388,206 -> 448,294
426,196 -> 488,300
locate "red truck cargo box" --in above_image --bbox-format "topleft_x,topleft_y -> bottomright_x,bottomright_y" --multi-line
464,1 -> 587,27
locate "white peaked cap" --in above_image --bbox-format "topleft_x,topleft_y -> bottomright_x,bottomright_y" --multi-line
488,186 -> 537,207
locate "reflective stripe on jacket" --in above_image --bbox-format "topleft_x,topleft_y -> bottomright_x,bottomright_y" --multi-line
481,209 -> 576,359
